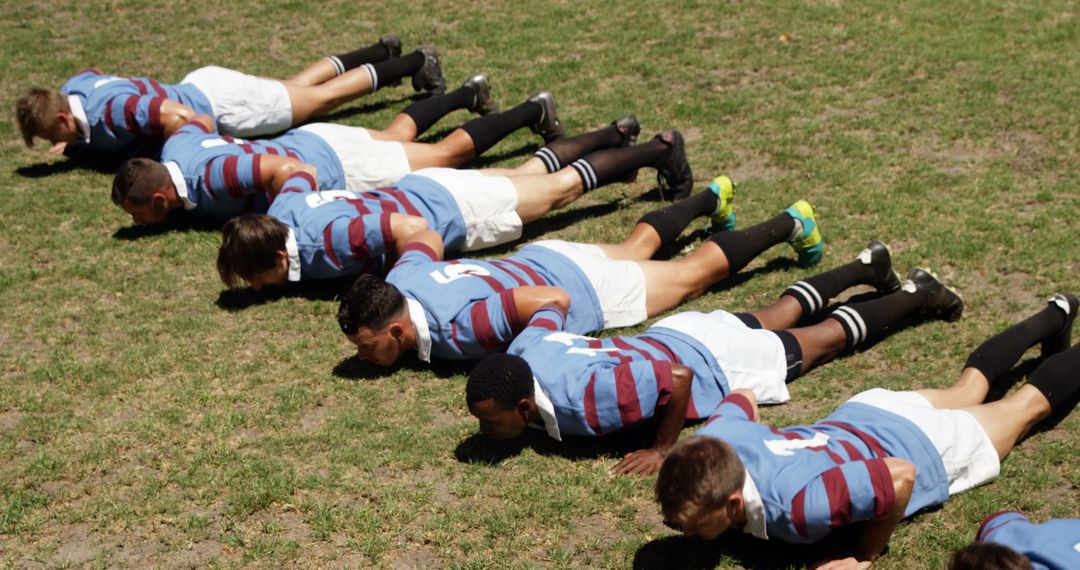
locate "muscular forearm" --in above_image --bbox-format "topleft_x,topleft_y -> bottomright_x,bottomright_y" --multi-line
650,365 -> 693,452
160,102 -> 201,137
850,458 -> 914,562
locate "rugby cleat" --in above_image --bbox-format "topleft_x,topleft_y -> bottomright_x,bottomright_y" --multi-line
613,116 -> 641,182
784,200 -> 823,267
707,175 -> 736,232
527,91 -> 565,142
856,240 -> 901,293
904,268 -> 964,322
654,130 -> 694,200
1042,293 -> 1079,358
379,35 -> 403,59
462,74 -> 499,115
412,47 -> 446,95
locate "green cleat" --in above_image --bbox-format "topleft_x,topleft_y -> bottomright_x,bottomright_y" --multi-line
784,199 -> 823,267
706,175 -> 736,232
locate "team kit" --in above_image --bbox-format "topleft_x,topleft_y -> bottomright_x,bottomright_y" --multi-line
16,36 -> 1079,568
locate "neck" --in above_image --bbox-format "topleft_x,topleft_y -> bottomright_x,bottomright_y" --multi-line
525,397 -> 541,425
163,184 -> 184,210
400,311 -> 420,352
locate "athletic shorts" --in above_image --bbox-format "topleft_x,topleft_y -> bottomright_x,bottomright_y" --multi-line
848,388 -> 1001,496
181,66 -> 292,137
409,167 -> 522,251
298,123 -> 411,191
652,310 -> 792,404
532,240 -> 647,328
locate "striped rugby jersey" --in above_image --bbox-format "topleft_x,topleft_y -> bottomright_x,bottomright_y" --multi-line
977,511 -> 1080,570
268,172 -> 466,280
697,392 -> 949,544
61,68 -> 213,157
162,121 -> 345,221
386,242 -> 606,361
507,307 -> 738,436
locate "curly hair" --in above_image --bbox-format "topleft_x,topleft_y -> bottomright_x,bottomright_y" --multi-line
466,353 -> 534,409
337,274 -> 407,335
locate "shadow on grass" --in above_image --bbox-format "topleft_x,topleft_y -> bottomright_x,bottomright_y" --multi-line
464,142 -> 539,169
16,151 -> 125,177
704,257 -> 799,295
215,276 -> 354,311
454,418 -> 671,466
633,532 -> 806,570
317,93 -> 423,124
112,211 -> 222,240
331,353 -> 472,381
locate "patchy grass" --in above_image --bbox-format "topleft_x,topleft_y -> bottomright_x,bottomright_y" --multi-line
1,0 -> 1078,567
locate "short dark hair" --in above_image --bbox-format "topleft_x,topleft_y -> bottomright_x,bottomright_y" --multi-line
112,158 -> 171,205
466,353 -> 535,409
15,88 -> 68,147
948,542 -> 1032,570
656,436 -> 745,520
217,214 -> 290,287
337,274 -> 407,335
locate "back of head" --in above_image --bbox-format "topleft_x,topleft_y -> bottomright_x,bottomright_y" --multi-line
15,88 -> 68,147
337,274 -> 407,335
656,436 -> 745,520
948,542 -> 1033,570
217,214 -> 289,287
466,353 -> 534,409
112,158 -> 171,206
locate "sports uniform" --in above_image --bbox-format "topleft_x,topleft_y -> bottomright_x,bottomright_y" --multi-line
976,511 -> 1080,570
503,308 -> 797,440
269,168 -> 522,280
697,389 -> 1000,544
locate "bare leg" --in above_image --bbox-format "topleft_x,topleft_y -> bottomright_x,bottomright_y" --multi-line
594,224 -> 664,261
961,385 -> 1052,459
787,319 -> 848,373
282,67 -> 375,124
289,60 -> 339,86
749,296 -> 805,330
505,169 -> 583,222
368,114 -> 419,142
637,242 -> 732,317
476,157 -> 549,177
916,368 -> 991,409
399,130 -> 477,170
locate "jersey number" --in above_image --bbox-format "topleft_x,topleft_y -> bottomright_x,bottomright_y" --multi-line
429,264 -> 491,284
764,432 -> 831,457
543,332 -> 620,358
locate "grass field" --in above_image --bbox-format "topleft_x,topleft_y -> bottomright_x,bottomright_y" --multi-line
2,1 -> 1079,568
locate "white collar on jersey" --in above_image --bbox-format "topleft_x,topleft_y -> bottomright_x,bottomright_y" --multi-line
405,297 -> 431,363
740,469 -> 768,540
529,377 -> 562,441
285,228 -> 301,282
66,95 -> 91,143
164,161 -> 196,210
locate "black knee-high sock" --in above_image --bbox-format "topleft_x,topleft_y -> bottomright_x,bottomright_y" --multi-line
459,101 -> 542,156
400,86 -> 475,136
707,213 -> 794,274
1026,343 -> 1080,415
570,138 -> 669,192
782,260 -> 877,319
361,51 -> 424,92
327,42 -> 392,74
964,304 -> 1068,382
637,191 -> 718,248
827,290 -> 925,348
534,125 -> 624,173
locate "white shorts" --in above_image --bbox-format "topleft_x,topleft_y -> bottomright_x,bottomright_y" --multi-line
849,389 -> 1001,496
652,311 -> 791,404
411,167 -> 522,251
532,240 -> 647,328
181,66 -> 292,137
299,123 -> 411,191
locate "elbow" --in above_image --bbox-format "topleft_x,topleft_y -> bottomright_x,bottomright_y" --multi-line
548,288 -> 571,312
399,216 -> 429,236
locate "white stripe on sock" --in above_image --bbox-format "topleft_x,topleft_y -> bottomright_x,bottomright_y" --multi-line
362,63 -> 378,92
327,56 -> 345,75
834,306 -> 868,345
535,147 -> 560,173
571,159 -> 597,191
790,281 -> 823,313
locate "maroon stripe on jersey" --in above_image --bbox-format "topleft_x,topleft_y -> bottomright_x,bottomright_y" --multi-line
147,79 -> 167,98
347,217 -> 370,260
819,421 -> 888,459
379,212 -> 395,257
771,427 -> 802,441
822,467 -> 852,526
502,259 -> 547,285
839,441 -> 864,462
265,146 -> 279,156
378,187 -> 423,217
251,155 -> 264,191
584,374 -> 601,434
447,260 -> 507,294
222,135 -> 235,143
586,338 -> 602,349
221,156 -> 243,198
488,261 -> 528,287
823,448 -> 845,465
323,225 -> 342,269
977,511 -> 1025,541
651,361 -> 674,406
147,97 -> 164,131
133,79 -> 148,95
470,302 -> 502,352
791,488 -> 809,538
346,199 -> 371,215
400,242 -> 439,262
639,337 -> 681,364
722,393 -> 755,421
184,120 -> 211,134
238,143 -> 254,154
77,67 -> 103,75
499,289 -> 523,332
287,171 -> 317,193
103,99 -> 116,135
866,458 -> 895,517
615,364 -> 643,428
284,148 -> 299,160
613,338 -> 656,362
529,318 -> 559,331
450,322 -> 465,354
202,163 -> 218,199
122,96 -> 139,133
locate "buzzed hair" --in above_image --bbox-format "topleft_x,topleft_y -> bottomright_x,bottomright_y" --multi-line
112,158 -> 172,206
217,214 -> 290,288
947,542 -> 1033,570
336,274 -> 407,335
656,436 -> 746,520
466,354 -> 535,409
15,88 -> 69,147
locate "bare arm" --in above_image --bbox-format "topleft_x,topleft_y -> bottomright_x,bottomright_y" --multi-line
512,286 -> 571,321
259,155 -> 318,199
388,214 -> 430,254
611,363 -> 694,476
730,388 -> 760,421
159,100 -> 200,137
400,228 -> 445,261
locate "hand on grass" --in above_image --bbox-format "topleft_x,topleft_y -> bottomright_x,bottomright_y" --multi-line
814,557 -> 871,570
610,448 -> 665,476
48,142 -> 67,154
